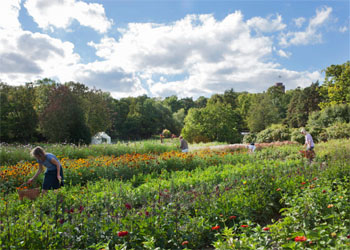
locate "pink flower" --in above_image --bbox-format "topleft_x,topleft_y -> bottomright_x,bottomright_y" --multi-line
182,241 -> 189,245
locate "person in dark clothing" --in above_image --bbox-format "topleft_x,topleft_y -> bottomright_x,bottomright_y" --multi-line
27,146 -> 64,194
179,136 -> 189,153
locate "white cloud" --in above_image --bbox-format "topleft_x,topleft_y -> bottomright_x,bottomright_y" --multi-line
277,49 -> 291,58
339,26 -> 348,33
247,14 -> 286,33
87,12 -> 321,98
0,4 -> 323,98
24,0 -> 113,33
279,6 -> 332,47
0,0 -> 21,31
293,17 -> 306,28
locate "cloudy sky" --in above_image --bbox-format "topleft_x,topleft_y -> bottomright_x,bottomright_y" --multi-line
0,0 -> 349,99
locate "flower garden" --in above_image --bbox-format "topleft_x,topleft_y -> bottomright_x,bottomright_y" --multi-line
0,139 -> 349,249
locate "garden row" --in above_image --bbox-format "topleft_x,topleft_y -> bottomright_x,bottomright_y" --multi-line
1,141 -> 305,194
0,139 -> 349,249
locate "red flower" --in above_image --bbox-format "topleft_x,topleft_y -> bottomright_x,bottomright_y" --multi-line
118,231 -> 128,237
347,235 -> 350,239
145,211 -> 150,216
276,188 -> 281,191
79,206 -> 84,213
59,219 -> 65,224
263,227 -> 270,231
313,177 -> 318,181
241,225 -> 249,228
295,236 -> 307,242
322,190 -> 327,193
182,241 -> 189,245
301,182 -> 306,185
229,215 -> 237,220
211,225 -> 220,230
125,203 -> 132,210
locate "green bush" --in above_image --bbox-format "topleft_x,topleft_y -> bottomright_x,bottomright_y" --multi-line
256,124 -> 291,143
307,104 -> 350,128
322,122 -> 350,141
162,129 -> 171,138
290,128 -> 304,144
242,133 -> 257,144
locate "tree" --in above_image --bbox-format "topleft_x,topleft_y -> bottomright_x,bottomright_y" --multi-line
286,82 -> 322,128
182,102 -> 242,143
247,94 -> 280,132
0,83 -> 38,142
40,85 -> 90,144
319,61 -> 350,109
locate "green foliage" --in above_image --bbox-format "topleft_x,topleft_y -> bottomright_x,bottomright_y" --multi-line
307,104 -> 350,132
286,82 -> 322,128
162,129 -> 171,138
321,122 -> 350,141
182,103 -> 242,143
242,132 -> 257,144
255,124 -> 291,143
1,139 -> 349,249
39,85 -> 91,144
247,94 -> 280,132
290,128 -> 305,144
319,61 -> 350,109
0,83 -> 39,142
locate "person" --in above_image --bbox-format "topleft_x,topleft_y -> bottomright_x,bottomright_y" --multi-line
247,142 -> 256,153
179,136 -> 189,153
300,128 -> 315,161
27,146 -> 64,193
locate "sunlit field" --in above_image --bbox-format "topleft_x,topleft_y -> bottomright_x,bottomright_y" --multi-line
0,139 -> 349,249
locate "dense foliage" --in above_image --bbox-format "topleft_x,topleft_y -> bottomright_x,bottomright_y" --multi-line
1,61 -> 349,144
0,139 -> 349,249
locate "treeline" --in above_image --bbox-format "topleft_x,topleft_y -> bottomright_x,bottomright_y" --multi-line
0,62 -> 349,144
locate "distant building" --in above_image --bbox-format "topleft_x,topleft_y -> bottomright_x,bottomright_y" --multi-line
91,132 -> 111,144
274,82 -> 285,93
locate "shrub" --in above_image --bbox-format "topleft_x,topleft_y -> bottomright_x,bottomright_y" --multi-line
162,129 -> 171,138
290,128 -> 304,144
323,122 -> 350,141
256,124 -> 290,143
307,104 -> 350,128
242,133 -> 257,144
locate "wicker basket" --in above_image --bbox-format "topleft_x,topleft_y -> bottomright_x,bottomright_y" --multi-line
18,183 -> 40,201
299,150 -> 316,160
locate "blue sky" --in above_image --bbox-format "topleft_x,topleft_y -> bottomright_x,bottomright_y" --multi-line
0,0 -> 349,99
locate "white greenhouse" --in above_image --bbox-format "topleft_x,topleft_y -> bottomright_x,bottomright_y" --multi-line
91,132 -> 111,144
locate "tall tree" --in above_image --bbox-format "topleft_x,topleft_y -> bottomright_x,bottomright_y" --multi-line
247,94 -> 280,132
319,61 -> 350,108
0,83 -> 38,142
182,102 -> 242,143
40,85 -> 90,144
286,82 -> 322,128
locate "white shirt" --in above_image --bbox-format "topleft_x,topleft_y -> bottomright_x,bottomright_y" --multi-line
305,133 -> 314,147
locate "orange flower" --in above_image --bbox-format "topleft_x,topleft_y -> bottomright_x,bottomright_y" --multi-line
181,241 -> 189,245
276,188 -> 281,191
295,236 -> 307,242
327,204 -> 334,208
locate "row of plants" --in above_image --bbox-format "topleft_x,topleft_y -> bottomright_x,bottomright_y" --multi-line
1,148 -> 255,194
0,139 -> 179,166
1,139 -> 349,249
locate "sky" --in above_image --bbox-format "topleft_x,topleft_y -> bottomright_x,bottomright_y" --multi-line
0,0 -> 349,99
